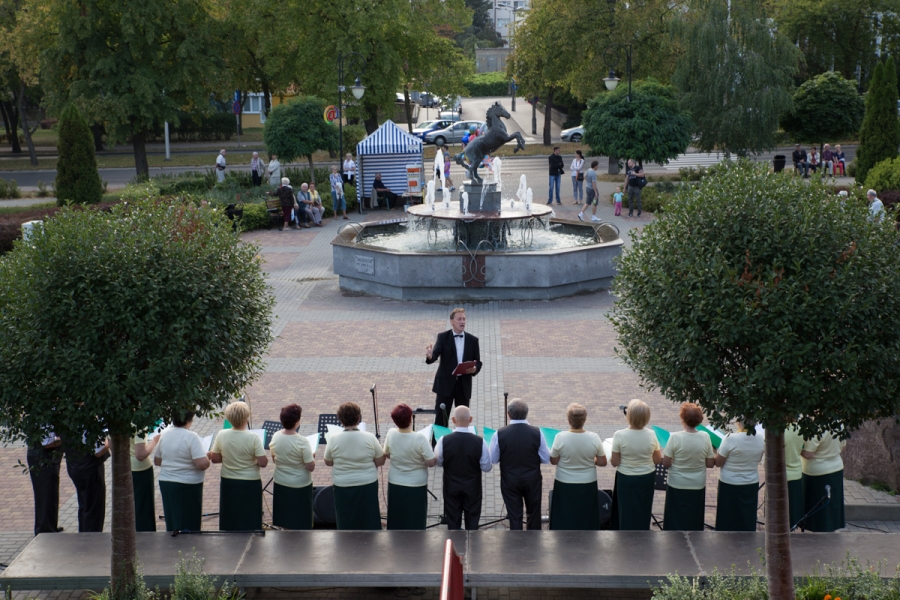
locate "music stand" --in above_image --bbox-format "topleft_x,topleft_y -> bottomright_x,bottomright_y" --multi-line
651,463 -> 669,530
317,413 -> 341,445
412,407 -> 437,430
261,420 -> 283,497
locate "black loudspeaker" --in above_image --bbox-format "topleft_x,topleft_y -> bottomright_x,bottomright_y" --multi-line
313,486 -> 337,528
547,488 -> 613,529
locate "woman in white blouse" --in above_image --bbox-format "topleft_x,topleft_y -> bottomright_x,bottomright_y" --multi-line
343,153 -> 356,185
269,403 -> 316,530
801,429 -> 846,532
549,403 -> 606,530
154,410 -> 210,532
611,399 -> 662,530
661,402 -> 714,531
382,403 -> 436,530
714,419 -> 764,531
570,150 -> 585,205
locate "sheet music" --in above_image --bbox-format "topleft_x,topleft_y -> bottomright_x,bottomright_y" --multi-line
200,435 -> 213,453
249,429 -> 266,447
306,433 -> 320,456
602,438 -> 613,458
417,424 -> 433,441
147,422 -> 167,441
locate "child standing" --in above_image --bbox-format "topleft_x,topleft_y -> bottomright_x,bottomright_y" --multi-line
613,186 -> 624,216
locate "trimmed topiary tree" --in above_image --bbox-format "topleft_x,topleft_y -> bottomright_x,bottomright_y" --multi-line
0,199 -> 273,596
781,71 -> 865,149
856,56 -> 900,185
55,104 -> 103,206
611,162 -> 900,600
263,96 -> 339,185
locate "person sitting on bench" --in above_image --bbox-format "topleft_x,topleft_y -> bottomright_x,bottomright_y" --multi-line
372,173 -> 399,209
792,144 -> 809,178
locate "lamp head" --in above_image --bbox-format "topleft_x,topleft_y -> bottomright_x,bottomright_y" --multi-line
350,77 -> 365,100
603,70 -> 620,92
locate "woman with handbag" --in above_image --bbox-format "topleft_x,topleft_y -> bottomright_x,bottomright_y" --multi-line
570,150 -> 585,205
625,159 -> 645,218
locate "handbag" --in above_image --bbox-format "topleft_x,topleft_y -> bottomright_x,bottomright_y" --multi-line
576,172 -> 584,181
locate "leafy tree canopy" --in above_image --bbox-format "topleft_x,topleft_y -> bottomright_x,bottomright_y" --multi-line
781,71 -> 865,146
263,96 -> 339,183
672,0 -> 800,157
856,57 -> 900,184
611,162 -> 900,438
582,78 -> 693,165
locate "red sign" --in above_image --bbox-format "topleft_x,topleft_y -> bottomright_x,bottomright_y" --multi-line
232,101 -> 242,115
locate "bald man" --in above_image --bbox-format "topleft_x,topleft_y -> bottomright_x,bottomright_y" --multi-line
435,406 -> 492,530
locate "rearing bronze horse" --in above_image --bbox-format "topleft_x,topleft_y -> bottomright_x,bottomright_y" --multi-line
455,102 -> 525,184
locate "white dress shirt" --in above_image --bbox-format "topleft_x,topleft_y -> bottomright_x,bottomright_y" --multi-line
435,426 -> 492,472
489,420 -> 551,464
452,331 -> 465,366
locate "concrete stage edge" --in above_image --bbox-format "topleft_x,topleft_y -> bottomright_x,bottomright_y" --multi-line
2,531 -> 899,591
331,219 -> 623,301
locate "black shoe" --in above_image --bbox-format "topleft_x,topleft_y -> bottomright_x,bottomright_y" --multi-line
637,212 -> 641,217
627,213 -> 633,217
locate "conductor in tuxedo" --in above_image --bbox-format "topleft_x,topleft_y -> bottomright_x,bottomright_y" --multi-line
426,307 -> 482,428
435,406 -> 492,530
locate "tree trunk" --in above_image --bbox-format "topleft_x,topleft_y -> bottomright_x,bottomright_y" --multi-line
307,154 -> 316,184
363,101 -> 378,135
542,89 -> 555,146
0,101 -> 22,154
608,154 -> 619,175
91,124 -> 105,153
132,131 -> 149,179
764,429 -> 794,600
403,89 -> 414,133
15,82 -> 38,166
110,433 -> 137,597
261,80 -> 272,118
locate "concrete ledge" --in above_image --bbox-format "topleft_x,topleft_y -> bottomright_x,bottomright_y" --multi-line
845,502 -> 900,521
3,531 -> 900,592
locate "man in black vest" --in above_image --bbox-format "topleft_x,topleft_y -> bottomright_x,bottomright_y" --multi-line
435,406 -> 492,530
426,307 -> 482,427
490,399 -> 550,530
26,432 -> 64,536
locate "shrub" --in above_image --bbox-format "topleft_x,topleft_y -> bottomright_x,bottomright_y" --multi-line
857,56 -> 900,184
224,170 -> 254,189
237,202 -> 272,231
864,156 -> 900,192
637,185 -> 675,214
172,553 -> 242,600
848,157 -> 858,178
463,72 -> 510,97
55,104 -> 103,206
0,178 -> 21,199
283,166 -> 331,187
678,166 -> 708,181
158,177 -> 211,196
36,181 -> 50,198
102,181 -> 161,203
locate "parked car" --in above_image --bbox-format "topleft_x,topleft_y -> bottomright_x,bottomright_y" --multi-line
424,120 -> 487,146
412,120 -> 452,140
437,111 -> 462,122
440,96 -> 462,115
561,125 -> 583,143
419,92 -> 439,108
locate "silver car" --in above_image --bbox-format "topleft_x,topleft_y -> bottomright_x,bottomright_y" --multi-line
561,125 -> 583,143
424,120 -> 487,146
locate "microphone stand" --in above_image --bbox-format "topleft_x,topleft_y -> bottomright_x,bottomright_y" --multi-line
791,485 -> 831,532
504,392 -> 508,426
370,384 -> 380,439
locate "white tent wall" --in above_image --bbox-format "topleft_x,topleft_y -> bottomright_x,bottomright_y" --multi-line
355,121 -> 424,209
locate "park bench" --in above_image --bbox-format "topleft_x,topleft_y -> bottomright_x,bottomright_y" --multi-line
265,196 -> 283,227
2,531 -> 897,594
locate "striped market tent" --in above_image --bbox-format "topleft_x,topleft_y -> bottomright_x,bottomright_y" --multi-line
356,120 -> 423,208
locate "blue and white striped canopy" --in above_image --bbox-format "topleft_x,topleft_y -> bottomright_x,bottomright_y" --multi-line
356,120 -> 422,155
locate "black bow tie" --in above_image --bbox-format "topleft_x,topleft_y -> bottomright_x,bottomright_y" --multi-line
454,334 -> 464,338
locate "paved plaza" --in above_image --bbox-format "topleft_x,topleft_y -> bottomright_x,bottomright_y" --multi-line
0,165 -> 897,599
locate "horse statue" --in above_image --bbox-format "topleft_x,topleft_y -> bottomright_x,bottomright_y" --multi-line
455,102 -> 525,184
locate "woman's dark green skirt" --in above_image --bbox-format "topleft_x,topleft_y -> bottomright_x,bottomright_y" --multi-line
663,486 -> 705,531
386,483 -> 427,530
802,470 -> 844,532
788,477 -> 805,530
549,480 -> 600,530
334,481 -> 382,530
272,483 -> 313,530
615,472 -> 656,530
715,481 -> 759,531
159,480 -> 203,532
219,477 -> 262,531
132,468 -> 156,532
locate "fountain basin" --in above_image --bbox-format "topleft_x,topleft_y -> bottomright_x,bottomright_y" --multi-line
332,219 -> 623,301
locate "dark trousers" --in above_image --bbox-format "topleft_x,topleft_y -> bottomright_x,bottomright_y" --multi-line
252,171 -> 262,186
377,190 -> 399,210
27,448 -> 61,536
501,476 -> 543,530
444,486 -> 482,530
66,458 -> 106,532
627,186 -> 642,215
434,380 -> 470,428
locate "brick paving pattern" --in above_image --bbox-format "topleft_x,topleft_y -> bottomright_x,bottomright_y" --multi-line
0,163 -> 897,599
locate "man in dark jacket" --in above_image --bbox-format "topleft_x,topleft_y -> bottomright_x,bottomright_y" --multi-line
435,406 -> 492,530
547,147 -> 564,205
792,144 -> 809,178
489,399 -> 550,530
426,307 -> 482,427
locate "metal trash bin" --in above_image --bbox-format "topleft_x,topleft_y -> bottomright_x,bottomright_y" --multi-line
773,154 -> 786,173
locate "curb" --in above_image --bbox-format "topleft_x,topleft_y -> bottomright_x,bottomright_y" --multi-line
845,502 -> 900,521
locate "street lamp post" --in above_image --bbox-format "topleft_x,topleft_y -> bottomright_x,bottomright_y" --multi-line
337,52 -> 366,207
602,43 -> 632,102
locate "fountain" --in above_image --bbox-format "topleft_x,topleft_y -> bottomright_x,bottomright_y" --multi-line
332,102 -> 623,300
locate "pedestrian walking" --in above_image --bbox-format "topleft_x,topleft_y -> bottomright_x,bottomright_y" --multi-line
576,161 -> 600,222
547,147 -> 563,205
570,150 -> 585,205
215,149 -> 227,183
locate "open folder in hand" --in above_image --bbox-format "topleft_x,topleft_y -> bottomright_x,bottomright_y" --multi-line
452,361 -> 478,376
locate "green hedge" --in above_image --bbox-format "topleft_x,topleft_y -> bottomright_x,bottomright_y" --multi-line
237,202 -> 272,231
864,156 -> 900,192
158,177 -> 211,196
463,72 -> 509,97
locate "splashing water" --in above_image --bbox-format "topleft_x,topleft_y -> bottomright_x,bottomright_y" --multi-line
525,188 -> 533,213
492,157 -> 502,192
461,191 -> 470,215
425,180 -> 435,212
